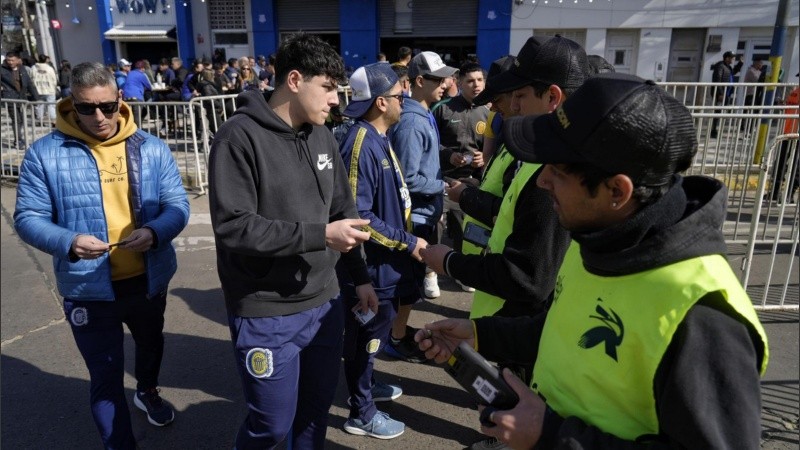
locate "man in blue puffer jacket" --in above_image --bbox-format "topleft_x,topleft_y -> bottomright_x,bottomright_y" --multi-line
14,62 -> 189,450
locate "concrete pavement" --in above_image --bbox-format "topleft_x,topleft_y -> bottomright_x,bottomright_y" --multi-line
1,183 -> 797,449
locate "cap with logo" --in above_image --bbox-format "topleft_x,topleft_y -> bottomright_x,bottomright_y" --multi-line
408,51 -> 458,79
487,35 -> 589,96
343,62 -> 400,119
723,51 -> 736,59
473,55 -> 517,106
118,58 -> 131,67
503,73 -> 697,187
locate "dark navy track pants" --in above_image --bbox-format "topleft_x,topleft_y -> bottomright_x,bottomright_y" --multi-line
342,296 -> 397,423
64,275 -> 167,450
228,296 -> 344,450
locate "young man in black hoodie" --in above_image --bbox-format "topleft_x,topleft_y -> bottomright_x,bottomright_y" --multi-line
416,74 -> 768,449
208,33 -> 378,450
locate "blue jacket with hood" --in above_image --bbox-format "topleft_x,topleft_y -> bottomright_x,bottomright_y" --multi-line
389,97 -> 445,226
14,100 -> 189,300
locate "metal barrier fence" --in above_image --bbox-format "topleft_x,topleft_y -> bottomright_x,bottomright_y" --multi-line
1,82 -> 798,308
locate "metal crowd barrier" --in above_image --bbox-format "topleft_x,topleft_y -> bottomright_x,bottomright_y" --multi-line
1,82 -> 798,308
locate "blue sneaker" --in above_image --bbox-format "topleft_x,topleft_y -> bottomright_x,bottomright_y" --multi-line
344,411 -> 405,439
372,381 -> 402,402
134,388 -> 175,426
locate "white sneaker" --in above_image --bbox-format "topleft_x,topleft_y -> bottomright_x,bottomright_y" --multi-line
457,280 -> 476,293
423,272 -> 440,299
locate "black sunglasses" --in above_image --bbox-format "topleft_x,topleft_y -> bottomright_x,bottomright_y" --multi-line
381,94 -> 404,104
422,74 -> 446,84
73,100 -> 120,116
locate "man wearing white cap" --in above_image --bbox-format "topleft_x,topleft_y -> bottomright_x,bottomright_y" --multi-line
337,62 -> 428,439
386,51 -> 457,363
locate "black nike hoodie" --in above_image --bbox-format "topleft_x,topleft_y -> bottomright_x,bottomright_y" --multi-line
209,89 -> 369,317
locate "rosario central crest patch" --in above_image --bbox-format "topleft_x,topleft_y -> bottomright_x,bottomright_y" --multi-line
245,348 -> 274,378
366,339 -> 381,354
70,307 -> 89,326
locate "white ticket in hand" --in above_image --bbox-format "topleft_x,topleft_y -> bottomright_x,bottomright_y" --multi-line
354,308 -> 376,325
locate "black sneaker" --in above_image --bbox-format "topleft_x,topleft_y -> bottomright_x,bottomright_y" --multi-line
384,327 -> 427,363
134,388 -> 175,426
468,436 -> 510,450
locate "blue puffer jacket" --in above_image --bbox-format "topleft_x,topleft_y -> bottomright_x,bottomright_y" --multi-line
14,130 -> 190,300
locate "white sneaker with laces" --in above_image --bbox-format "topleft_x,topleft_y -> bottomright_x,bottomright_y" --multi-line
423,271 -> 440,299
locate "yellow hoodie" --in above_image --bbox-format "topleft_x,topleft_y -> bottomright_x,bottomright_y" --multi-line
56,98 -> 145,280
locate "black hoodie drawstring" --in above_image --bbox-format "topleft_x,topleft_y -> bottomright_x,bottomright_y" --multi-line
295,130 -> 327,205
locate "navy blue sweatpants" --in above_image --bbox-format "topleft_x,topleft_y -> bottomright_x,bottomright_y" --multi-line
228,296 -> 344,450
64,275 -> 167,450
342,296 -> 397,423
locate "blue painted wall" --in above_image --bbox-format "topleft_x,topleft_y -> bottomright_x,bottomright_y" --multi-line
175,1 -> 195,62
252,1 -> 279,59
476,0 -> 512,70
97,0 -> 115,65
339,0 -> 380,70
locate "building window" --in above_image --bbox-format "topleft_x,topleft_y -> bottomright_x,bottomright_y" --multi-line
209,0 -> 246,30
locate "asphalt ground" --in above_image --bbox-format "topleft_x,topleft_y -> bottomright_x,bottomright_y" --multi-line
1,183 -> 797,449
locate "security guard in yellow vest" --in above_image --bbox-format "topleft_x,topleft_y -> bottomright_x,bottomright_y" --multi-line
416,74 -> 768,449
423,35 -> 588,320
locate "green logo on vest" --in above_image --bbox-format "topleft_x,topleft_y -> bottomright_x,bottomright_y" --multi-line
578,299 -> 624,361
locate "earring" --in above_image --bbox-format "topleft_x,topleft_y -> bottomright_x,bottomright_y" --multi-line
611,202 -> 618,208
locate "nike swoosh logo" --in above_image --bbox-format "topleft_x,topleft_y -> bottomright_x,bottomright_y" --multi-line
450,119 -> 461,123
317,157 -> 331,170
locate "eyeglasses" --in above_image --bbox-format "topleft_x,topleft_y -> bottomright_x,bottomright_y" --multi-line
73,100 -> 120,116
422,74 -> 446,84
242,68 -> 251,71
381,94 -> 404,104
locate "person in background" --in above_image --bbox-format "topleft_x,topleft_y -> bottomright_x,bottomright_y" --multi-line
338,62 -> 424,440
396,46 -> 412,67
710,50 -> 743,138
196,68 -> 224,135
769,83 -> 800,203
1,51 -> 39,147
14,61 -> 189,449
386,51 -> 457,362
416,73 -> 768,450
224,57 -> 239,83
432,62 -> 489,288
115,59 -> 131,90
390,63 -> 411,96
59,59 -> 73,98
123,61 -> 152,103
377,52 -> 387,62
31,54 -> 59,126
141,60 -> 156,86
238,62 -> 260,92
741,58 -> 765,133
474,55 -> 516,162
208,33 -> 376,450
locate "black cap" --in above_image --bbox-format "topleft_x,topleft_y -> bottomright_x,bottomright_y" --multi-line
485,35 -> 589,95
723,51 -> 735,59
473,55 -> 516,106
503,73 -> 697,187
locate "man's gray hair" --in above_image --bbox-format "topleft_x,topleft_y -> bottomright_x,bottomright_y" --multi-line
71,62 -> 117,91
